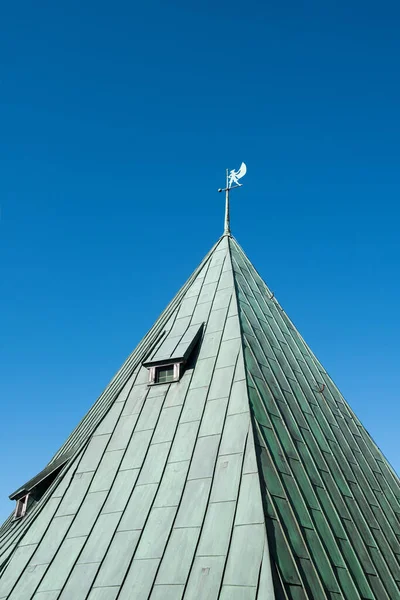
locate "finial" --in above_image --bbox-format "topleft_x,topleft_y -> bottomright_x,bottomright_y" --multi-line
218,162 -> 247,236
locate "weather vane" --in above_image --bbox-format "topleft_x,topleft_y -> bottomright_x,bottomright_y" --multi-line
218,162 -> 247,236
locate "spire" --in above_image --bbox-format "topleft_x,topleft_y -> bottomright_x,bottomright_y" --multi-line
0,232 -> 399,600
224,168 -> 230,235
218,162 -> 247,236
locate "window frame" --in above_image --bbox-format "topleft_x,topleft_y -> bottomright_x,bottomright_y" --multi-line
13,494 -> 29,520
148,362 -> 181,385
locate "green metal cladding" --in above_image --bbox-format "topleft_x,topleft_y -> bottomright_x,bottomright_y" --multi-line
0,234 -> 399,600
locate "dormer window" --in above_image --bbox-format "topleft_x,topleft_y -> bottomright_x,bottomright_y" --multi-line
148,363 -> 181,385
157,365 -> 174,383
9,451 -> 73,521
14,494 -> 29,520
144,323 -> 204,385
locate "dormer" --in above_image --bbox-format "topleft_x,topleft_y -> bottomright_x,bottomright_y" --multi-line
144,323 -> 203,385
10,452 -> 71,520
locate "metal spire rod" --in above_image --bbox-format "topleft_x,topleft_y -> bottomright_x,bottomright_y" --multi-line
218,162 -> 247,237
224,168 -> 230,236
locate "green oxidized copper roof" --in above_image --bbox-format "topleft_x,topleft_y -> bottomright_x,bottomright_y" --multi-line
0,234 -> 399,600
229,238 -> 400,599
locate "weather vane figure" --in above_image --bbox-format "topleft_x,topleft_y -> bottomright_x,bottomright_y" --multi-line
218,162 -> 247,236
228,162 -> 247,188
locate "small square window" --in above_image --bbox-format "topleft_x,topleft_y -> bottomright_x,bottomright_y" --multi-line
14,494 -> 29,520
156,365 -> 176,384
148,363 -> 181,385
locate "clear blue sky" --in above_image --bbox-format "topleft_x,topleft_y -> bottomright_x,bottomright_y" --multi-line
1,1 -> 399,521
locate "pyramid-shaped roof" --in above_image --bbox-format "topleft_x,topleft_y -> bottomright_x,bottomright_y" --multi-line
0,234 -> 399,599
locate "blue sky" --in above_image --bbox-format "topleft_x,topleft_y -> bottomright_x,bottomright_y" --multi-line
1,1 -> 399,520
